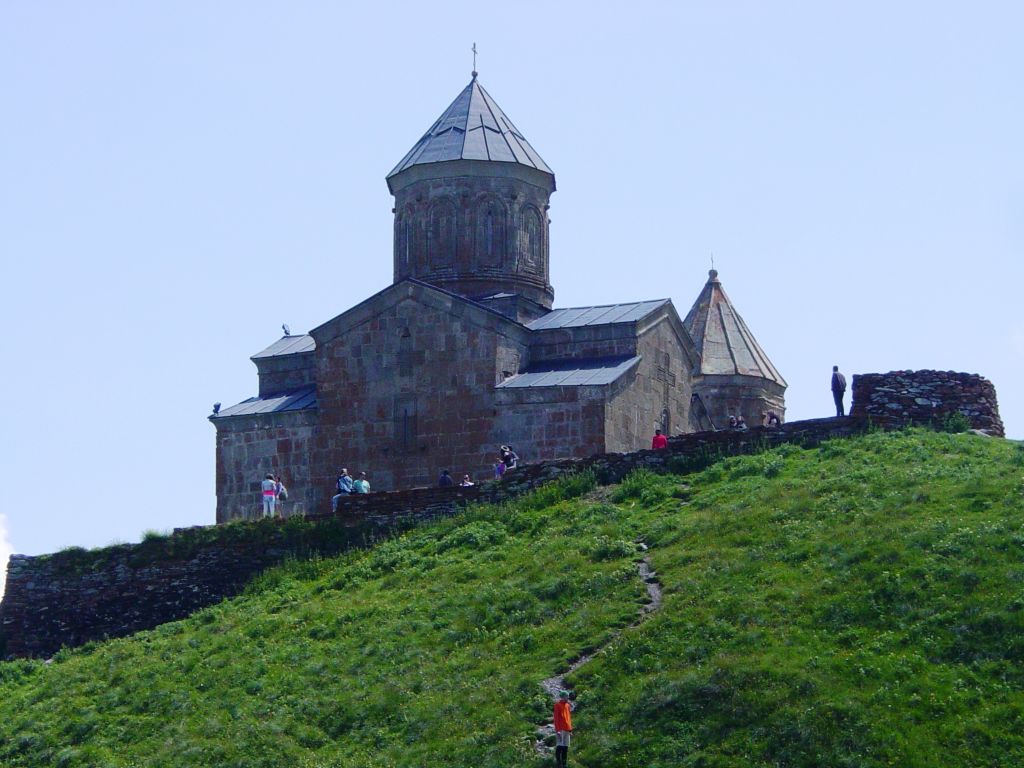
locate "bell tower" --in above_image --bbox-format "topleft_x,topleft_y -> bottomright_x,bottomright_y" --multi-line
386,75 -> 556,312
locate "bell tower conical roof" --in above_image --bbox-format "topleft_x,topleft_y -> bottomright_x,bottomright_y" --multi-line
684,270 -> 786,386
386,75 -> 554,190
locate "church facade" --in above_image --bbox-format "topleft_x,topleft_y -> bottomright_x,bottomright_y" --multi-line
210,75 -> 786,522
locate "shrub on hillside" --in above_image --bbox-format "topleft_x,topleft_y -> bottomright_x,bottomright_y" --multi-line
942,411 -> 972,433
515,470 -> 596,511
611,469 -> 667,503
587,535 -> 636,561
437,520 -> 507,552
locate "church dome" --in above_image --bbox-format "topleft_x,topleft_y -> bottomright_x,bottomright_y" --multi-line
386,76 -> 556,310
386,75 -> 554,190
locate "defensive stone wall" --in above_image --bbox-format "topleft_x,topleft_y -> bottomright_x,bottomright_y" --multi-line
851,370 -> 1003,437
1,370 -> 1003,658
0,416 -> 876,659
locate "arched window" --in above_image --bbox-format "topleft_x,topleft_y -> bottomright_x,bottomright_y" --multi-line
396,209 -> 414,274
520,206 -> 542,272
475,197 -> 506,268
428,199 -> 457,269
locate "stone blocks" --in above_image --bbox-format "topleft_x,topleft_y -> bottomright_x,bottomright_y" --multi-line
851,370 -> 1003,436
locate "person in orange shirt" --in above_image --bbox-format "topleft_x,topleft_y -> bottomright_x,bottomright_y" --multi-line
553,690 -> 573,767
651,428 -> 668,450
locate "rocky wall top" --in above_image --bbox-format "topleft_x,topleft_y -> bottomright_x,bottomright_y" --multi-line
851,370 -> 1003,437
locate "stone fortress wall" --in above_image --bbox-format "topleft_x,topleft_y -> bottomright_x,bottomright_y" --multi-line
0,370 -> 1003,659
852,369 -> 1004,436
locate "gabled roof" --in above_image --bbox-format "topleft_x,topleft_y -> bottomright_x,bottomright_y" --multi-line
496,356 -> 640,389
211,385 -> 317,420
310,277 -> 531,347
527,300 -> 669,331
387,76 -> 553,179
252,334 -> 315,360
683,270 -> 786,386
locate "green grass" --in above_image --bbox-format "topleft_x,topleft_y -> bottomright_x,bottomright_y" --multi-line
1,430 -> 1023,767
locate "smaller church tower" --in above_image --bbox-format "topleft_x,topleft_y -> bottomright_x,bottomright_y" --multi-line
684,269 -> 787,429
386,74 -> 555,318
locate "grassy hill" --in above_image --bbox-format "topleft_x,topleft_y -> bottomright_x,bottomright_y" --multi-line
1,429 -> 1022,767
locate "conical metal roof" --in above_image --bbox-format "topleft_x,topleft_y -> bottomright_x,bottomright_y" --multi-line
683,270 -> 787,386
387,76 -> 553,179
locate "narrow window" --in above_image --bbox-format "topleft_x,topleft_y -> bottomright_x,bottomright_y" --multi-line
393,395 -> 418,449
485,209 -> 494,255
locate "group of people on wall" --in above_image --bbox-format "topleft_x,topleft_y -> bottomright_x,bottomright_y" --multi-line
261,367 -> 850,517
331,468 -> 371,512
259,474 -> 288,518
438,444 -> 520,489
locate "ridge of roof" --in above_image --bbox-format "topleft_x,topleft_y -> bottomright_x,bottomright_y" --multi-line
683,270 -> 786,386
496,355 -> 640,389
210,384 -> 318,420
387,77 -> 553,179
251,334 -> 316,360
527,299 -> 670,330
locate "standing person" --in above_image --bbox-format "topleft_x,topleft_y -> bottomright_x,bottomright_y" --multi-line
332,469 -> 354,512
493,458 -> 506,479
353,472 -> 370,494
831,365 -> 847,417
553,690 -> 573,767
261,473 -> 277,518
651,428 -> 668,450
438,469 -> 454,487
274,475 -> 288,517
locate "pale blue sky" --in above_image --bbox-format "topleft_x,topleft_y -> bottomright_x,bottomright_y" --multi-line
2,2 -> 1021,580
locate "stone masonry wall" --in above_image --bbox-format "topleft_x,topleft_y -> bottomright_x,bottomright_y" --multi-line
605,316 -> 693,452
493,385 -> 607,463
2,369 -> 1003,658
851,370 -> 1004,437
311,296 -> 531,498
255,352 -> 316,397
393,172 -> 553,308
214,409 -> 318,523
692,375 -> 786,432
0,516 -> 412,659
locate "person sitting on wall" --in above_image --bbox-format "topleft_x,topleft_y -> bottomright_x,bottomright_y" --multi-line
460,474 -> 475,487
500,445 -> 519,470
438,469 -> 455,487
728,415 -> 738,429
331,468 -> 354,512
651,428 -> 668,450
762,411 -> 782,428
735,416 -> 748,431
353,472 -> 370,494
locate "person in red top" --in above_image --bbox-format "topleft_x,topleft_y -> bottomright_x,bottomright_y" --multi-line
651,428 -> 668,450
553,690 -> 574,767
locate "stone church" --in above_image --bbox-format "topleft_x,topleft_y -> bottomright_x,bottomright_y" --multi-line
210,74 -> 786,521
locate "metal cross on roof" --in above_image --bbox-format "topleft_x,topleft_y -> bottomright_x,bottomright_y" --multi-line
472,42 -> 478,77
